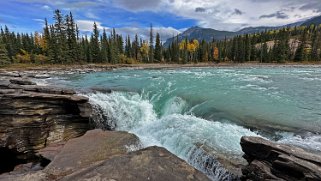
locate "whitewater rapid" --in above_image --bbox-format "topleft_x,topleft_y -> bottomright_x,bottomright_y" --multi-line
51,67 -> 321,180
85,91 -> 258,180
85,90 -> 321,180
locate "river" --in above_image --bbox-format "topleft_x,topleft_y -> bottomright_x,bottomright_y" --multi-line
50,66 -> 321,180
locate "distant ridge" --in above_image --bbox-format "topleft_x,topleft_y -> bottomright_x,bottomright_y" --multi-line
164,15 -> 321,46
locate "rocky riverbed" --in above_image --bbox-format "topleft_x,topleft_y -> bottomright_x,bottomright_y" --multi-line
0,70 -> 320,181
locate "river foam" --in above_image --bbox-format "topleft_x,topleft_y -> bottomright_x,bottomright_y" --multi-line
86,91 -> 262,180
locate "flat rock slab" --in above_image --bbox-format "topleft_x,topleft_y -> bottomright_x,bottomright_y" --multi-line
62,146 -> 209,181
44,129 -> 141,178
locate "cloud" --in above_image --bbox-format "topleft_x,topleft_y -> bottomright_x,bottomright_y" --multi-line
85,12 -> 99,20
108,0 -> 321,30
76,20 -> 108,32
9,0 -> 321,33
260,11 -> 289,19
16,0 -> 102,10
195,7 -> 206,13
112,0 -> 162,11
41,5 -> 52,11
110,26 -> 180,42
233,9 -> 243,15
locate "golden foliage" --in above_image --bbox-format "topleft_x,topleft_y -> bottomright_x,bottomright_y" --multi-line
213,47 -> 219,60
140,42 -> 149,57
179,39 -> 199,52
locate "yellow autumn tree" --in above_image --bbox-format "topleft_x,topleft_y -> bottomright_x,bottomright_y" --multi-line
179,40 -> 187,50
213,47 -> 219,61
35,31 -> 47,50
140,42 -> 150,62
16,49 -> 31,63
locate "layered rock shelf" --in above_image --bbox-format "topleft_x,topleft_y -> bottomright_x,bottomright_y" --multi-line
0,75 -> 92,173
241,136 -> 321,181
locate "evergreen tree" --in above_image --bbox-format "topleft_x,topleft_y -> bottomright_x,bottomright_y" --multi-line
294,30 -> 308,62
0,41 -> 9,65
262,42 -> 269,63
311,28 -> 320,61
65,12 -> 78,62
133,34 -> 139,60
125,35 -> 132,58
91,22 -> 101,62
154,33 -> 162,62
53,9 -> 67,63
149,24 -> 154,63
101,29 -> 109,63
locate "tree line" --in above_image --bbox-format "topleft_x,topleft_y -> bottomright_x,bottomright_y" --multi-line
0,9 -> 321,66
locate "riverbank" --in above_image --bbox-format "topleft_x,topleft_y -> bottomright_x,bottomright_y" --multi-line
1,62 -> 321,72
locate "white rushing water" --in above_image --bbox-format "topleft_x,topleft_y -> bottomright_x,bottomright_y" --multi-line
86,91 -> 261,180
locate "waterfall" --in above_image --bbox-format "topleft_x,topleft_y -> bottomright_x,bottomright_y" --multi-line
85,91 -> 261,181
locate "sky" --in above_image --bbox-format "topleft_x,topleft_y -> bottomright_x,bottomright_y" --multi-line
0,0 -> 321,41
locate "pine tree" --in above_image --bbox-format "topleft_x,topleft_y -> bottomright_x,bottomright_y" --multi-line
0,41 -> 9,65
245,34 -> 251,61
149,24 -> 154,63
101,29 -> 109,63
311,28 -> 320,61
294,30 -> 308,62
133,34 -> 139,61
262,42 -> 269,63
154,33 -> 162,62
91,22 -> 101,62
53,9 -> 67,63
125,35 -> 131,58
3,26 -> 14,62
65,12 -> 78,63
43,18 -> 50,55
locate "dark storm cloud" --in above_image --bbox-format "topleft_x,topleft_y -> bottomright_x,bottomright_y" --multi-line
195,7 -> 206,13
233,9 -> 243,15
300,2 -> 321,12
260,11 -> 289,19
113,0 -> 162,11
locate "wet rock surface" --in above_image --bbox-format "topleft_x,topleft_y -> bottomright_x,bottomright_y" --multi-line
240,136 -> 321,181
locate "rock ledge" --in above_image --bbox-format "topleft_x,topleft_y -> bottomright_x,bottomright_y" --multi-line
241,136 -> 321,181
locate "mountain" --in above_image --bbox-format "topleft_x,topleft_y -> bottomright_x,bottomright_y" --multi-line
302,15 -> 321,26
164,15 -> 321,46
163,26 -> 235,47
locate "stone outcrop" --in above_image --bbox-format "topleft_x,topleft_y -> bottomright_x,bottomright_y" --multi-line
62,146 -> 209,181
240,136 -> 321,181
0,76 -> 92,173
44,129 -> 141,179
0,130 -> 209,181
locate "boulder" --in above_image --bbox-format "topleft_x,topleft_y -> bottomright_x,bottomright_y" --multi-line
240,136 -> 321,181
44,129 -> 141,178
62,146 -> 209,181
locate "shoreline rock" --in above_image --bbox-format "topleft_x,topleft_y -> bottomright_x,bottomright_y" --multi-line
0,76 -> 93,174
0,130 -> 210,181
240,136 -> 321,181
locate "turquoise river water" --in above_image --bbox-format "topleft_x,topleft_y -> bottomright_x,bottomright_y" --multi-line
51,66 -> 321,180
